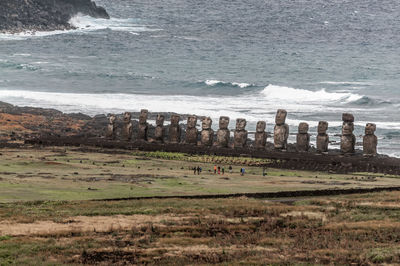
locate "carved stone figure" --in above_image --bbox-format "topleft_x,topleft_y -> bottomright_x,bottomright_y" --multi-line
106,114 -> 116,140
169,114 -> 181,143
296,122 -> 310,152
341,113 -> 356,154
200,117 -> 214,146
154,114 -> 165,143
233,118 -> 248,148
137,109 -> 148,141
122,112 -> 133,141
363,123 -> 377,156
216,116 -> 230,147
185,115 -> 198,145
316,121 -> 329,153
254,121 -> 267,149
274,109 -> 289,150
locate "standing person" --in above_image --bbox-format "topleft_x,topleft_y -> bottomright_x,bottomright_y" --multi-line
197,166 -> 200,175
240,168 -> 243,176
242,167 -> 245,176
193,167 -> 196,175
218,166 -> 221,175
222,167 -> 225,175
214,165 -> 217,174
229,165 -> 233,174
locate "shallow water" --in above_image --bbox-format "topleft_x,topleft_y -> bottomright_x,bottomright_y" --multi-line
0,0 -> 399,156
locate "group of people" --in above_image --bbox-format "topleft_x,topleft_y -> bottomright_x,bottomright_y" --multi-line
191,165 -> 245,176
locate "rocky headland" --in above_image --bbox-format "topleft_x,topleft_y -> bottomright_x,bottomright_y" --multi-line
0,0 -> 109,33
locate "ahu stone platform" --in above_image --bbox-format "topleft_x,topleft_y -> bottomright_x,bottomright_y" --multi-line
22,109 -> 400,175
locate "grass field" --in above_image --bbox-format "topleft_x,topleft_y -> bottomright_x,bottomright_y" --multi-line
1,147 -> 399,202
1,147 -> 400,264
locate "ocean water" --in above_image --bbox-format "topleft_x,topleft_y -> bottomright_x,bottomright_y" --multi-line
0,0 -> 399,156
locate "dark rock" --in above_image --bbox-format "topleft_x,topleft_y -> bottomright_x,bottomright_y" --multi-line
0,0 -> 109,33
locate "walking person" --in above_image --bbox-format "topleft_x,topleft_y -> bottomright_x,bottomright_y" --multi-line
222,167 -> 225,175
229,165 -> 232,174
197,166 -> 200,175
218,166 -> 221,175
193,167 -> 196,175
214,165 -> 217,174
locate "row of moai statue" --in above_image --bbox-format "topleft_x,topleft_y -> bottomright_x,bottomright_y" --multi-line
106,109 -> 378,156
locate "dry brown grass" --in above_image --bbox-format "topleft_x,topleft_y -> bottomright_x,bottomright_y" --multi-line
1,191 -> 400,264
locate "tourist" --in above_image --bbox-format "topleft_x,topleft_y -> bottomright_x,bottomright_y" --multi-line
222,167 -> 225,175
229,165 -> 233,174
214,165 -> 217,174
218,166 -> 221,174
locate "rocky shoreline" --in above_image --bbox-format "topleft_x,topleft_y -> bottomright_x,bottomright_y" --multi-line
0,0 -> 109,33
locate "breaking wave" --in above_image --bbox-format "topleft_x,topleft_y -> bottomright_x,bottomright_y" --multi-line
203,80 -> 255,89
260,84 -> 363,104
0,14 -> 161,40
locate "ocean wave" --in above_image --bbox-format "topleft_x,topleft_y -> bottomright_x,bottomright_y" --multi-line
349,96 -> 392,106
203,80 -> 255,89
319,81 -> 373,86
0,60 -> 39,71
0,14 -> 161,40
69,14 -> 162,33
260,84 -> 363,104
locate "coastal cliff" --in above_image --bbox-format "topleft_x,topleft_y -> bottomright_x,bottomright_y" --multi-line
0,0 -> 109,33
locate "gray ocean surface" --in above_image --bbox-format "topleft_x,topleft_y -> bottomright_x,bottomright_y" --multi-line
0,0 -> 399,156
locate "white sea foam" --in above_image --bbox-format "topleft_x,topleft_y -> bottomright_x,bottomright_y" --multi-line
0,87 -> 392,128
319,81 -> 372,86
261,84 -> 363,103
0,14 -> 161,41
69,14 -> 161,33
204,80 -> 254,88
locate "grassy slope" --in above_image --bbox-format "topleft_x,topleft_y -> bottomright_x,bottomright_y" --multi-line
1,147 -> 400,202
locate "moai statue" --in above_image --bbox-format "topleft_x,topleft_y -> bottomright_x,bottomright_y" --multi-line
201,117 -> 214,146
363,123 -> 377,156
106,114 -> 116,140
274,109 -> 289,150
341,113 -> 356,154
216,116 -> 230,147
169,114 -> 181,143
185,115 -> 198,145
296,122 -> 310,152
137,109 -> 149,141
254,121 -> 267,149
316,121 -> 329,153
233,118 -> 248,148
122,112 -> 133,141
154,114 -> 165,143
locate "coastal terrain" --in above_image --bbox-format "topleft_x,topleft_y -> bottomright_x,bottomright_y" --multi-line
1,0 -> 400,264
1,102 -> 400,264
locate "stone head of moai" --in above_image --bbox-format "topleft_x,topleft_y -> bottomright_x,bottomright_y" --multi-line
318,121 -> 328,134
187,115 -> 197,129
256,121 -> 266,133
298,122 -> 309,134
275,109 -> 287,125
108,114 -> 116,124
123,112 -> 132,123
139,109 -> 148,124
156,114 -> 165,126
219,116 -> 230,130
365,123 -> 376,135
236,118 -> 247,131
202,117 -> 212,130
342,113 -> 354,135
171,114 -> 180,126
342,113 -> 354,123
